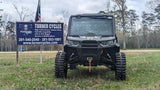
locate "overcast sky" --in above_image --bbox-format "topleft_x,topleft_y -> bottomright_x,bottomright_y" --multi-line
0,0 -> 150,22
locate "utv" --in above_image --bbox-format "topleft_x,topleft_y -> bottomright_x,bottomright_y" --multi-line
55,14 -> 126,80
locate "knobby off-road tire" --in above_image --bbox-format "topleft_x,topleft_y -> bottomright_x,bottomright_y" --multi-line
55,52 -> 60,78
115,52 -> 126,80
110,66 -> 115,71
55,52 -> 68,78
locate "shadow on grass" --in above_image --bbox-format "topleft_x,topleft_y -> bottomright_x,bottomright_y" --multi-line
67,66 -> 115,81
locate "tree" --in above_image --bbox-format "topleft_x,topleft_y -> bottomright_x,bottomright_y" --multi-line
61,9 -> 70,40
146,0 -> 160,12
13,4 -> 35,51
141,11 -> 155,48
155,4 -> 160,29
112,0 -> 127,50
0,2 -> 3,51
124,9 -> 140,49
1,14 -> 10,51
13,4 -> 34,21
0,15 -> 2,51
6,21 -> 16,51
0,27 -> 2,51
127,9 -> 139,35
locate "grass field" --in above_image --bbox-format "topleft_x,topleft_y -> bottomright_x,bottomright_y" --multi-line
0,50 -> 160,90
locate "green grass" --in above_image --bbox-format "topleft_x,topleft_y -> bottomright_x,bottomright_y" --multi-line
0,51 -> 160,90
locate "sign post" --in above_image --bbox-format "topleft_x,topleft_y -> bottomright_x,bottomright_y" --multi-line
16,22 -> 64,65
16,45 -> 19,66
40,45 -> 42,64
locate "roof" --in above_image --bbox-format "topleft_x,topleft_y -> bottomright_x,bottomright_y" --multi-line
71,13 -> 114,17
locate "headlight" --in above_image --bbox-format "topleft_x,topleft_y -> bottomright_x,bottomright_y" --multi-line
66,40 -> 80,46
100,41 -> 113,46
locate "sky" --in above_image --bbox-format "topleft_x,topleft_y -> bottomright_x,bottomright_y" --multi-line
0,0 -> 150,22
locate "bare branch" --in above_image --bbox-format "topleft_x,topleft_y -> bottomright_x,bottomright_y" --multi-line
13,4 -> 22,21
12,4 -> 34,21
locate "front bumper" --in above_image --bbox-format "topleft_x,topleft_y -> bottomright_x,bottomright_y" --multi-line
64,43 -> 120,66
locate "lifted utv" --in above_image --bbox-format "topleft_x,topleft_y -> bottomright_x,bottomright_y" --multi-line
55,14 -> 126,80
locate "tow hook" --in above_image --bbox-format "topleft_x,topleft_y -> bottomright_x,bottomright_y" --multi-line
87,57 -> 93,72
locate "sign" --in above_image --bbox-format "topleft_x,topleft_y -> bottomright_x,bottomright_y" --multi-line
16,22 -> 63,45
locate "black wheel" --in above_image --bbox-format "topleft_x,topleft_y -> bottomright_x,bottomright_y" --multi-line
55,52 -> 61,78
115,52 -> 126,80
55,52 -> 68,78
110,66 -> 115,71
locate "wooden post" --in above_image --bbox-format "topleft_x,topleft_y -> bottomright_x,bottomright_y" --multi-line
16,45 -> 19,66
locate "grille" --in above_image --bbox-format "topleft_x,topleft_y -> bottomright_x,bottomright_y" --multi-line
81,40 -> 98,47
81,49 -> 97,54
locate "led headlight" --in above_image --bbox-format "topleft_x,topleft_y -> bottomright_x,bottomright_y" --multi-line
100,41 -> 113,46
67,40 -> 80,46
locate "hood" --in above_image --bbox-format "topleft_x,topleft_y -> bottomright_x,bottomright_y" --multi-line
67,36 -> 116,41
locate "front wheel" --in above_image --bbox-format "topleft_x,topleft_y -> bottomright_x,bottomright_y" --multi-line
55,52 -> 68,78
115,52 -> 126,80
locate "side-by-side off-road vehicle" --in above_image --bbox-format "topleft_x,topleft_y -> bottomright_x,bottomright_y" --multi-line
55,14 -> 126,80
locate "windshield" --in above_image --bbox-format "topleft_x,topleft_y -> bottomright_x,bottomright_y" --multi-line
69,17 -> 113,36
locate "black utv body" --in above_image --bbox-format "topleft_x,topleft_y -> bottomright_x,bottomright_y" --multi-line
55,14 -> 126,80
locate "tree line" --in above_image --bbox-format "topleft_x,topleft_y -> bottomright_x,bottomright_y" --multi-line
0,0 -> 160,51
106,0 -> 160,49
